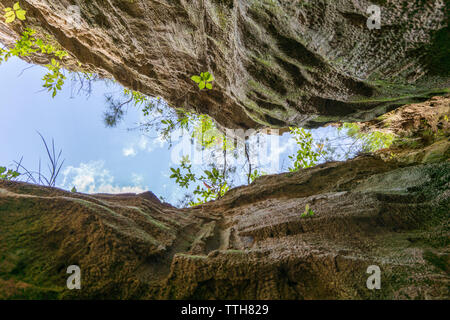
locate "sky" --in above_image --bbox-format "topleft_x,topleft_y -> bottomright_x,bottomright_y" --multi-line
0,57 -> 353,205
0,58 -> 175,198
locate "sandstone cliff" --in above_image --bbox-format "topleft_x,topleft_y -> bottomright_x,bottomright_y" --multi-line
0,0 -> 449,129
1,152 -> 448,299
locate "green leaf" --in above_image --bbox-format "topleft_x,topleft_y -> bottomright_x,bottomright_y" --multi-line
16,9 -> 26,20
0,167 -> 6,174
205,73 -> 213,82
191,75 -> 201,83
4,8 -> 12,12
198,81 -> 205,90
13,2 -> 21,11
5,14 -> 15,23
205,82 -> 212,90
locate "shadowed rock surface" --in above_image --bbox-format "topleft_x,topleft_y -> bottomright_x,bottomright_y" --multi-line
0,0 -> 448,129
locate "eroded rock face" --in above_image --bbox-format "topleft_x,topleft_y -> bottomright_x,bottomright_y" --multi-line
0,1 -> 449,300
0,155 -> 448,299
0,0 -> 448,129
358,95 -> 450,166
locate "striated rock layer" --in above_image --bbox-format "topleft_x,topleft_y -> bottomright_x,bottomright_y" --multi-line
0,0 -> 449,129
0,154 -> 449,299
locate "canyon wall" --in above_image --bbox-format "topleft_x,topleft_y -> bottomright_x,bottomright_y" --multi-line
0,0 -> 448,299
0,0 -> 448,129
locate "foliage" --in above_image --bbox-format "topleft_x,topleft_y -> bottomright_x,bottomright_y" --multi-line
288,127 -> 324,171
338,123 -> 395,152
0,167 -> 20,180
103,94 -> 128,127
170,156 -> 229,206
169,157 -> 196,188
191,72 -> 214,90
310,122 -> 397,163
192,115 -> 234,150
0,5 -> 88,99
0,24 -> 73,98
301,204 -> 315,218
105,89 -> 197,144
43,59 -> 66,97
108,88 -> 235,152
248,169 -> 265,183
192,115 -> 216,148
124,89 -> 148,107
3,2 -> 26,23
71,186 -> 77,193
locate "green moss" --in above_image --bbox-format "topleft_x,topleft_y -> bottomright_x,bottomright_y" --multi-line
224,249 -> 245,254
4,284 -> 61,300
242,99 -> 273,127
0,206 -> 66,298
423,251 -> 449,273
352,79 -> 450,105
392,137 -> 422,149
252,55 -> 274,68
247,79 -> 285,105
214,5 -> 230,30
177,253 -> 207,259
127,206 -> 172,232
70,198 -> 120,217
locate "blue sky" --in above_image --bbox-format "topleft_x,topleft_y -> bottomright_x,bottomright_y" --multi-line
0,57 -> 354,205
0,58 -> 176,198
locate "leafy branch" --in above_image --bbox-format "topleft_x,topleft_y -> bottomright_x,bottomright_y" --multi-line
288,127 -> 324,171
0,167 -> 20,180
3,2 -> 26,23
170,156 -> 229,206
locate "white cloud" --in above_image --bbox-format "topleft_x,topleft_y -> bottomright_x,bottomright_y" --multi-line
123,147 -> 137,157
131,173 -> 144,185
61,160 -> 148,194
121,134 -> 167,158
93,184 -> 148,194
268,136 -> 297,159
138,135 -> 154,152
